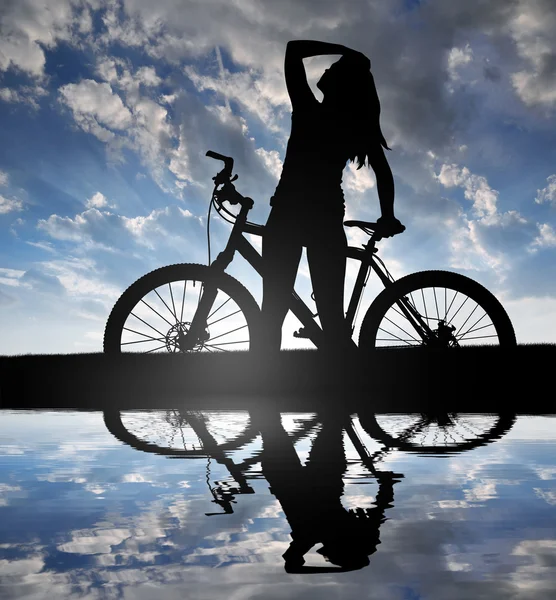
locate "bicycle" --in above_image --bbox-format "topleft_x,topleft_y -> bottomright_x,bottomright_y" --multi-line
103,151 -> 516,354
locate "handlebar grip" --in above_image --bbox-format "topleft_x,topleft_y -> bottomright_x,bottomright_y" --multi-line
206,150 -> 232,164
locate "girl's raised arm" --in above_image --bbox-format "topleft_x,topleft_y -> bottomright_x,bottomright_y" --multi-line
284,40 -> 361,109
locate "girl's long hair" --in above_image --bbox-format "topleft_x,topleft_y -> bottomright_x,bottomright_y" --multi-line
332,57 -> 390,169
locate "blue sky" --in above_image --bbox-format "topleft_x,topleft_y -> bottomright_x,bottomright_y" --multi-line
1,0 -> 556,353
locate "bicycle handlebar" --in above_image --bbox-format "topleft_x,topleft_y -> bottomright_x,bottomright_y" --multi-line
206,150 -> 234,186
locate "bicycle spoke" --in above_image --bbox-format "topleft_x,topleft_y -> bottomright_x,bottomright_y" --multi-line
433,288 -> 440,321
206,339 -> 250,346
391,303 -> 422,323
145,343 -> 170,353
445,291 -> 459,322
376,339 -> 419,343
447,295 -> 469,324
169,283 -> 178,321
140,298 -> 174,328
208,296 -> 232,320
377,327 -> 414,346
455,334 -> 498,341
421,288 -> 428,322
130,312 -> 166,338
121,337 -> 166,346
457,321 -> 494,339
180,280 -> 187,323
457,313 -> 488,339
204,344 -> 232,352
207,308 -> 242,327
383,314 -> 420,343
154,288 -> 179,324
123,326 -> 164,341
455,302 -> 479,338
209,324 -> 248,342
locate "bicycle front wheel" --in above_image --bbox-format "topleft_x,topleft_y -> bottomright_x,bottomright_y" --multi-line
104,263 -> 261,354
359,270 -> 516,349
358,412 -> 517,454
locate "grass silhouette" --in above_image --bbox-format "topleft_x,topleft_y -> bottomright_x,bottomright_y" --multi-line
0,344 -> 554,412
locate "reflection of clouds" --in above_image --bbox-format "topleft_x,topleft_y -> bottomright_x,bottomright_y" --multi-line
0,483 -> 22,506
534,467 -> 556,481
185,534 -> 289,567
58,528 -> 132,555
122,472 -> 153,483
84,483 -> 114,496
0,556 -> 44,577
463,481 -> 498,503
167,497 -> 191,528
534,489 -> 556,506
511,540 -> 556,597
37,472 -> 87,483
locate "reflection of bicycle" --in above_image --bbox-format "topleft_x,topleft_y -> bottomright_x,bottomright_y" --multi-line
102,410 -> 515,514
360,412 -> 516,454
103,151 -> 516,353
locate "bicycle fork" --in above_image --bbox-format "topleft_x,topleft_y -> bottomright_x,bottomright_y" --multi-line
179,203 -> 251,352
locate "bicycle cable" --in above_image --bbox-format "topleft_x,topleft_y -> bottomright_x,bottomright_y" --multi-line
206,186 -> 216,266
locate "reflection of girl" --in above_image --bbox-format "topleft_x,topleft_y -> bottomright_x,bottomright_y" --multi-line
252,410 -> 396,572
261,40 -> 405,352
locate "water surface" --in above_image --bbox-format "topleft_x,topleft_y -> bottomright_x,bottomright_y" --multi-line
0,410 -> 555,599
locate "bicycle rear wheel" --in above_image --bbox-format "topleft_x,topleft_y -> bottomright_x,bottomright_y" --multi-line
104,263 -> 261,354
359,270 -> 516,349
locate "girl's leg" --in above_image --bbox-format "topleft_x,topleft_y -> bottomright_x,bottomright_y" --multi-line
261,208 -> 303,352
306,218 -> 355,351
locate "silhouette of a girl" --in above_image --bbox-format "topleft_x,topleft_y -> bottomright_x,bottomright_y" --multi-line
261,40 -> 404,352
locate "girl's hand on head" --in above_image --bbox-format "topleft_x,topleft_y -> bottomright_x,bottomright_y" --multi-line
344,48 -> 371,70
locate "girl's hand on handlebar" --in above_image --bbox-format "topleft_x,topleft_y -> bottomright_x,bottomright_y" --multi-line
375,216 -> 405,238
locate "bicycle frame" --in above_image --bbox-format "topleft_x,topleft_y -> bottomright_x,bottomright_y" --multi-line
198,202 -> 432,350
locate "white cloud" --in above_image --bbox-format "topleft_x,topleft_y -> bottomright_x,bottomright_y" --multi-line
0,195 -> 24,214
255,148 -> 283,180
0,85 -> 47,109
168,125 -> 192,188
509,1 -> 556,109
36,257 -> 121,300
344,162 -> 376,194
185,66 -> 288,132
0,170 -> 8,186
447,44 -> 473,81
535,174 -> 556,205
59,80 -> 134,135
0,267 -> 25,287
530,222 -> 556,251
437,163 -> 498,219
85,191 -> 110,209
135,66 -> 162,88
0,0 -> 76,77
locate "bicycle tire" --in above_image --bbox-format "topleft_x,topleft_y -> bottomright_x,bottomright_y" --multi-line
357,412 -> 517,454
103,263 -> 262,354
102,410 -> 321,458
359,270 -> 516,349
103,409 -> 259,456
